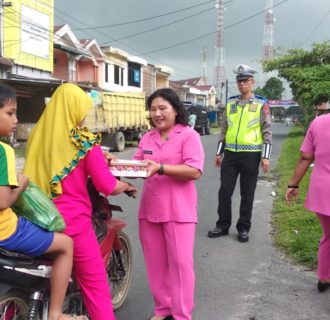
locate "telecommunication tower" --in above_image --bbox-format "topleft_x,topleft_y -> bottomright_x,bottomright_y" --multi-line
201,47 -> 207,85
213,0 -> 226,105
261,0 -> 275,83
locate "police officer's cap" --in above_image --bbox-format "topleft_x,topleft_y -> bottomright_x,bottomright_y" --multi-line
233,64 -> 257,80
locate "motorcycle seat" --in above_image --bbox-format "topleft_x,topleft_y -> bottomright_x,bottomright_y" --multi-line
0,248 -> 53,268
0,248 -> 34,260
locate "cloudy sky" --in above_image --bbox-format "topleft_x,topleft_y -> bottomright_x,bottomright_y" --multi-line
55,0 -> 330,97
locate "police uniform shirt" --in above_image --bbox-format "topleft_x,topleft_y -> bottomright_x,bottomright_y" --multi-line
216,95 -> 272,158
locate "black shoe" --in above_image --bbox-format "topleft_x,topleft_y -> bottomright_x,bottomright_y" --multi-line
238,230 -> 249,242
318,281 -> 330,292
208,227 -> 229,238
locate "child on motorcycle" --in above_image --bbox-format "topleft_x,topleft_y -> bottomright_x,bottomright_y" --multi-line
23,83 -> 137,320
0,83 -> 87,320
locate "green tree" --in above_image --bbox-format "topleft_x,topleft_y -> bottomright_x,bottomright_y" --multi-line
263,41 -> 330,108
254,77 -> 284,100
254,86 -> 265,97
262,77 -> 285,99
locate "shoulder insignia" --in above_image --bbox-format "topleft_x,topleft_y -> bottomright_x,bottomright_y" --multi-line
263,103 -> 270,115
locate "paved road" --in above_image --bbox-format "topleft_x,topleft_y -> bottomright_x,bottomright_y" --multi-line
113,123 -> 330,320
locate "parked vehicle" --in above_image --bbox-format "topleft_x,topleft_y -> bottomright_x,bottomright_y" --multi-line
182,101 -> 210,135
0,179 -> 133,319
86,91 -> 149,152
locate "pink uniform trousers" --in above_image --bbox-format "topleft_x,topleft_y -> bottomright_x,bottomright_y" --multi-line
69,226 -> 116,320
139,220 -> 195,320
317,213 -> 330,280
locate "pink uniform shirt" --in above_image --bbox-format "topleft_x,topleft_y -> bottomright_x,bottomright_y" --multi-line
53,145 -> 117,235
301,114 -> 330,216
133,124 -> 204,223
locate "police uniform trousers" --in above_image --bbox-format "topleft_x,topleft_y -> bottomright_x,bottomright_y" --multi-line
216,150 -> 261,232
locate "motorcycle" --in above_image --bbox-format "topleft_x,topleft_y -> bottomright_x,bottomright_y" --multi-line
0,179 -> 133,319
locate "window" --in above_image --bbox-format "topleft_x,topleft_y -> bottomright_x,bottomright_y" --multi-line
114,65 -> 120,85
128,62 -> 141,87
121,68 -> 124,86
105,63 -> 109,83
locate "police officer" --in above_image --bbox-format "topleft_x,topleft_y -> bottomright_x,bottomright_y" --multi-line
208,64 -> 272,242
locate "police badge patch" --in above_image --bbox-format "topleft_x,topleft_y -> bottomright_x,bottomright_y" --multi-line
230,104 -> 237,113
263,103 -> 270,115
248,103 -> 258,112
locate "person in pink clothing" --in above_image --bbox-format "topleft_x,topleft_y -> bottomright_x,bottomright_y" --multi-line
286,113 -> 330,293
23,83 -> 137,320
133,88 -> 205,320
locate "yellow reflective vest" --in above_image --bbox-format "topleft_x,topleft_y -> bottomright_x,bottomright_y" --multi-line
225,98 -> 263,152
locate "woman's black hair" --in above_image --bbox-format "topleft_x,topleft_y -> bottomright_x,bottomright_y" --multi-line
0,82 -> 16,109
146,88 -> 189,126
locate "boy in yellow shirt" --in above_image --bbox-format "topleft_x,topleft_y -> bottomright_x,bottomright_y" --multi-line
0,83 -> 85,320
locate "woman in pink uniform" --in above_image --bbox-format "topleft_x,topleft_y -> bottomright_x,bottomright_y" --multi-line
24,83 -> 136,320
286,112 -> 330,292
133,88 -> 205,320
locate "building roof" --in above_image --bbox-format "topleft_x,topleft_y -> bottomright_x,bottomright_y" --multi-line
0,57 -> 14,67
54,25 -> 64,32
172,77 -> 204,86
80,39 -> 92,46
196,85 -> 214,91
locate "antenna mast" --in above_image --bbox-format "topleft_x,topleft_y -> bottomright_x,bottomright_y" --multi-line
201,47 -> 207,85
261,0 -> 274,83
213,0 -> 226,106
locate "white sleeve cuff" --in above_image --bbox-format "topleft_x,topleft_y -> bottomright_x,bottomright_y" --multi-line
216,142 -> 223,156
262,144 -> 272,159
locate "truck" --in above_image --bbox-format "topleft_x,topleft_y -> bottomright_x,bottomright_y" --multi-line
85,91 -> 149,152
182,101 -> 210,135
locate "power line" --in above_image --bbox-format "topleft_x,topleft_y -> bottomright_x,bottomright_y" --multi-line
47,3 -> 200,78
1,1 -> 237,79
300,8 -> 330,47
100,7 -> 214,45
2,6 -> 199,79
47,0 -> 235,78
142,0 -> 289,55
72,0 -> 215,30
53,6 -> 202,78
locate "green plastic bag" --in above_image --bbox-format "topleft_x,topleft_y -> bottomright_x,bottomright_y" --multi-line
11,181 -> 66,232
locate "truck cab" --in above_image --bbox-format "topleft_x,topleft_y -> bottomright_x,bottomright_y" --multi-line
182,101 -> 210,135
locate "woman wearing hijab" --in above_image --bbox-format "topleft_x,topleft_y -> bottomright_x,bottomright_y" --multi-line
24,83 -> 136,320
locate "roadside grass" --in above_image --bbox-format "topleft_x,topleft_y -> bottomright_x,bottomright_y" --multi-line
272,126 -> 321,270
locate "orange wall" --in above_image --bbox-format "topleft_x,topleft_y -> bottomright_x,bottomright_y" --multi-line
77,60 -> 96,83
53,50 -> 69,80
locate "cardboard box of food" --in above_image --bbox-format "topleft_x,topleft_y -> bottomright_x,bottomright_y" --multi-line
109,159 -> 149,177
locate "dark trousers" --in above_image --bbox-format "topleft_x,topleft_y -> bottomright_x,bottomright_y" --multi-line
216,150 -> 261,232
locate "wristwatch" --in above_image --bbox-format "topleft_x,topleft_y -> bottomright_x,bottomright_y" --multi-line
158,163 -> 164,175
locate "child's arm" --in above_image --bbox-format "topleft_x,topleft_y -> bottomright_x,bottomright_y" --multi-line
0,174 -> 29,210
